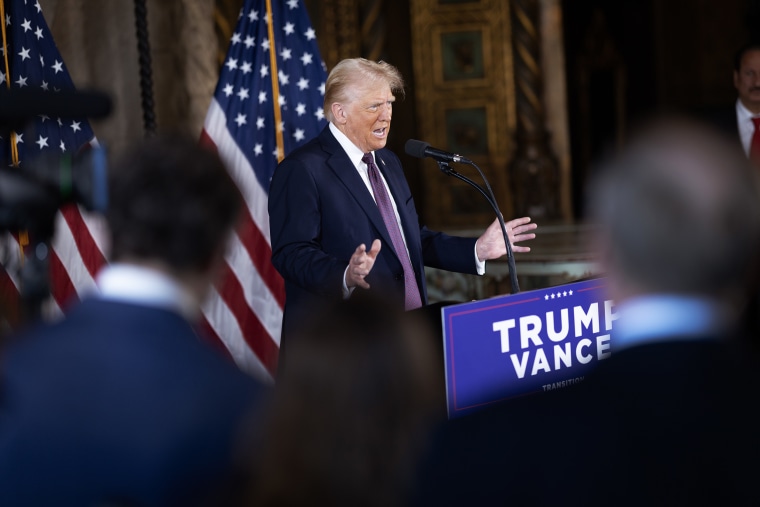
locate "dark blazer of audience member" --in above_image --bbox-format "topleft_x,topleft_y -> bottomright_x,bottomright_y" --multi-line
413,118 -> 760,507
704,42 -> 760,154
0,135 -> 266,507
245,296 -> 440,507
268,58 -> 537,356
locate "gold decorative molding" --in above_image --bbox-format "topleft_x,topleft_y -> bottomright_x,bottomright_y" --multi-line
410,0 -> 516,229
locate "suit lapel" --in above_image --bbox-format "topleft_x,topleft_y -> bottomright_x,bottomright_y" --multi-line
319,128 -> 396,252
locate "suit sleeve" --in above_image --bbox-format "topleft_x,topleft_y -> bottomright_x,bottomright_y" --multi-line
268,156 -> 347,297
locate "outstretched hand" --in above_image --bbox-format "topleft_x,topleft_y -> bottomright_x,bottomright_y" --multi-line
346,239 -> 382,289
476,216 -> 537,262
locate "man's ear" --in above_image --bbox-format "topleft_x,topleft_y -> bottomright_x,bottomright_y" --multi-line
331,103 -> 346,124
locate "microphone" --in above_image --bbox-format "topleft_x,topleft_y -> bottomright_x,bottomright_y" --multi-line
405,139 -> 472,164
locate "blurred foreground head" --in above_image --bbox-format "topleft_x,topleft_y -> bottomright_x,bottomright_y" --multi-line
106,133 -> 242,277
588,117 -> 760,305
249,295 -> 439,506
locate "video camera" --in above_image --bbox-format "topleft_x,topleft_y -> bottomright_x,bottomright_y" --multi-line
0,88 -> 112,236
0,87 -> 112,321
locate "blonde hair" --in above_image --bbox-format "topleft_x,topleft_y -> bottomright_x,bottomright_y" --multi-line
323,58 -> 405,123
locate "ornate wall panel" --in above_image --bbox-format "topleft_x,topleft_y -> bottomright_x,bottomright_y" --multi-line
410,0 -> 517,229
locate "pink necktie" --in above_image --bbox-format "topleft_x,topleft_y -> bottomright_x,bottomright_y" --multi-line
750,117 -> 760,167
362,153 -> 422,310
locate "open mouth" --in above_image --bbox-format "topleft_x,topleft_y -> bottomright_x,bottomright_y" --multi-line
373,127 -> 387,137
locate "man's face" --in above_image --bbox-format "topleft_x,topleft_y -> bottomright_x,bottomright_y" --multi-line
735,49 -> 760,113
335,82 -> 394,153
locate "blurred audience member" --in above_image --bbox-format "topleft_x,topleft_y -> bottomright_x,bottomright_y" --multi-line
413,117 -> 760,507
0,134 -> 266,506
245,295 -> 439,507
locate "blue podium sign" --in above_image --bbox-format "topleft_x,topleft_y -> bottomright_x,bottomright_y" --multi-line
442,278 -> 615,418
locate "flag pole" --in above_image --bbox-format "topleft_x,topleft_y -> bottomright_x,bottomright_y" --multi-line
265,0 -> 285,163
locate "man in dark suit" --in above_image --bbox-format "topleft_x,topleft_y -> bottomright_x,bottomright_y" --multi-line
704,42 -> 760,160
268,58 -> 536,355
412,118 -> 760,506
0,135 -> 266,506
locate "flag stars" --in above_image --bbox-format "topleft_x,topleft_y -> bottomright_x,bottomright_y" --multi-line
258,91 -> 267,104
278,70 -> 289,85
5,14 -> 10,27
15,75 -> 28,87
305,28 -> 316,40
234,113 -> 247,127
35,135 -> 48,149
223,83 -> 234,97
41,80 -> 48,91
300,52 -> 313,65
59,140 -> 66,152
39,54 -> 44,66
280,47 -> 292,61
225,58 -> 238,71
256,117 -> 265,129
262,38 -> 270,51
34,26 -> 43,39
315,107 -> 324,121
248,9 -> 259,22
0,71 -> 4,85
297,77 -> 309,90
244,35 -> 255,48
278,95 -> 286,107
283,22 -> 295,35
260,64 -> 269,78
70,121 -> 81,132
295,103 -> 306,116
240,61 -> 252,74
237,87 -> 249,100
21,18 -> 31,31
253,143 -> 263,156
287,0 -> 299,9
231,32 -> 241,45
35,1 -> 42,13
293,128 -> 305,142
52,59 -> 63,73
318,82 -> 325,95
18,47 -> 30,61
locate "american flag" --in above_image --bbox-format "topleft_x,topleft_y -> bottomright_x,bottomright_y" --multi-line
0,0 -> 106,322
200,0 -> 327,381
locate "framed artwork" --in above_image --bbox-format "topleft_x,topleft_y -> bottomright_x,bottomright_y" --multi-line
432,24 -> 492,88
444,106 -> 489,156
440,29 -> 485,82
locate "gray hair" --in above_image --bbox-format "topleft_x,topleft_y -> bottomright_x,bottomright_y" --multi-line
323,58 -> 405,123
588,117 -> 760,298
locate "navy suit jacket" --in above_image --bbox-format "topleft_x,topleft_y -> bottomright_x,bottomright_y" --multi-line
269,126 -> 478,344
0,298 -> 266,507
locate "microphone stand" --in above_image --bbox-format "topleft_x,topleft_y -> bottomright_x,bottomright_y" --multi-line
435,160 -> 520,294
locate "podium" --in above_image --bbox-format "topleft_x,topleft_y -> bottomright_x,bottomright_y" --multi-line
415,278 -> 615,419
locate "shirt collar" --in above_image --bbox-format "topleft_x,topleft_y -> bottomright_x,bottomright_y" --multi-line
737,98 -> 756,123
329,121 -> 371,168
611,295 -> 726,352
94,263 -> 198,320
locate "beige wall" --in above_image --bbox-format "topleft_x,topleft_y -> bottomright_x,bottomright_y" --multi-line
40,0 -> 219,159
